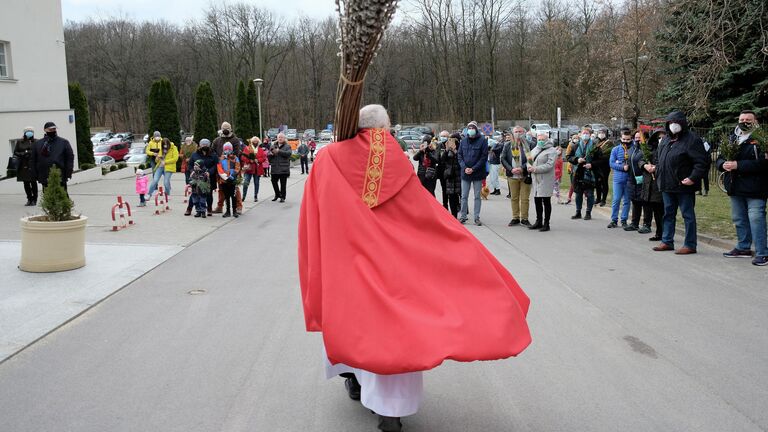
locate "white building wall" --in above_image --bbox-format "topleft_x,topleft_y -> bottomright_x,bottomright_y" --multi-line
0,0 -> 77,178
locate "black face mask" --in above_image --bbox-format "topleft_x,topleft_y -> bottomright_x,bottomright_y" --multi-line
738,122 -> 754,132
201,147 -> 209,154
46,131 -> 57,139
222,129 -> 230,136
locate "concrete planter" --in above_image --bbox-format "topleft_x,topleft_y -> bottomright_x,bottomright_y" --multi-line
19,216 -> 88,273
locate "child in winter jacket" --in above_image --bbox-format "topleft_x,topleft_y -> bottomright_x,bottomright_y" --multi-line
135,169 -> 149,207
189,160 -> 211,218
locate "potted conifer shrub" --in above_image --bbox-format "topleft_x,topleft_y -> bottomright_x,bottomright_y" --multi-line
19,166 -> 88,272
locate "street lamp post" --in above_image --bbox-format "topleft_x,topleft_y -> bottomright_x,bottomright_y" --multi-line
253,78 -> 264,141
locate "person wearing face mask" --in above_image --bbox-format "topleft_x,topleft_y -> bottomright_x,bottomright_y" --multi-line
639,129 -> 666,241
31,122 -> 74,192
487,134 -> 504,195
435,130 -> 452,208
414,136 -> 439,196
568,130 -> 597,220
652,111 -> 709,255
212,122 -> 244,213
592,129 -> 613,207
500,126 -> 532,226
563,134 -> 580,205
147,138 -> 179,198
458,121 -> 489,225
439,132 -> 463,217
14,127 -> 38,206
623,131 -> 647,232
145,131 -> 163,170
716,110 -> 768,266
185,139 -> 218,217
607,129 -> 634,228
179,136 -> 198,184
217,142 -> 241,218
269,132 -> 293,202
526,132 -> 558,231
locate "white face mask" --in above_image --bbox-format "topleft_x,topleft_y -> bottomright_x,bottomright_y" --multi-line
598,133 -> 606,139
669,123 -> 682,134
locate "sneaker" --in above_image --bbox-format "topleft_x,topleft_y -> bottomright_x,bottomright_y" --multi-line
459,218 -> 467,224
607,221 -> 618,228
474,218 -> 482,226
637,225 -> 651,234
508,219 -> 520,226
752,256 -> 768,266
723,248 -> 753,258
621,221 -> 628,228
623,224 -> 638,232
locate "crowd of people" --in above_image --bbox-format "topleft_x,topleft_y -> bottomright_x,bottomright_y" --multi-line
409,110 -> 767,266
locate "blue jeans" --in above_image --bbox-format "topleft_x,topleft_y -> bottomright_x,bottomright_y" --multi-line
148,167 -> 173,197
610,180 -> 631,222
460,179 -> 483,220
730,196 -> 768,256
242,173 -> 260,199
662,192 -> 697,249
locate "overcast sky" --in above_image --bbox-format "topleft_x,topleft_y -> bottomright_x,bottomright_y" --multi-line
62,0 -> 340,23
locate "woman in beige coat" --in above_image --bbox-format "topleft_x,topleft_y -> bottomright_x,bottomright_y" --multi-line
527,132 -> 558,231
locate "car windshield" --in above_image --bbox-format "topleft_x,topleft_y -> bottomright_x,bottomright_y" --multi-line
95,145 -> 110,152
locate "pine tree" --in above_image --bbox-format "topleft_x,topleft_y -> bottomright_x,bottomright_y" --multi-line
68,82 -> 94,166
247,80 -> 261,139
147,78 -> 181,144
234,80 -> 253,140
193,81 -> 219,143
41,167 -> 74,222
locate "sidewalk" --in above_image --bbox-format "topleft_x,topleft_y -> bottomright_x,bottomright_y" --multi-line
0,168 -> 306,363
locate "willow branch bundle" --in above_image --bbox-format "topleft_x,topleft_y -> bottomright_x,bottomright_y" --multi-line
334,0 -> 399,141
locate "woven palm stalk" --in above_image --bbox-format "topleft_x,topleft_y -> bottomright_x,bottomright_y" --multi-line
334,0 -> 399,141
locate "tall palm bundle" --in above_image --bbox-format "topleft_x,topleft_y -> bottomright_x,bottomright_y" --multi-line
334,0 -> 399,141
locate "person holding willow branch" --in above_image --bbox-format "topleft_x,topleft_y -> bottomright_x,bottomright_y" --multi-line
639,128 -> 666,241
298,4 -> 530,432
716,110 -> 768,266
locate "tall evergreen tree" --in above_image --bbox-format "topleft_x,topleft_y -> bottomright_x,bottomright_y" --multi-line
68,82 -> 94,166
246,80 -> 261,139
234,80 -> 253,140
193,81 -> 219,142
147,78 -> 181,144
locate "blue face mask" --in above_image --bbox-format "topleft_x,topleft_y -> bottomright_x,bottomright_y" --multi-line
467,129 -> 477,137
439,136 -> 448,143
537,140 -> 546,148
24,131 -> 33,139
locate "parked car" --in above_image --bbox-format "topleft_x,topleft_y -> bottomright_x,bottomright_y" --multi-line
267,128 -> 279,141
584,123 -> 611,136
91,132 -> 114,146
285,129 -> 298,140
95,155 -> 116,166
529,123 -> 553,137
319,129 -> 333,141
125,153 -> 148,167
94,141 -> 130,162
408,126 -> 434,137
400,132 -> 423,149
550,128 -> 572,147
303,129 -> 316,139
143,133 -> 149,143
113,132 -> 134,142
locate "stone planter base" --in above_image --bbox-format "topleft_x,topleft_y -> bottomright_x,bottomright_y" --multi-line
19,216 -> 88,273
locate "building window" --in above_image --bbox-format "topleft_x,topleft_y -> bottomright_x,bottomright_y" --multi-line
0,42 -> 9,79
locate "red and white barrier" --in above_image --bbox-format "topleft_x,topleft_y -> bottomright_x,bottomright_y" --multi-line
111,195 -> 135,231
154,186 -> 170,215
183,184 -> 191,203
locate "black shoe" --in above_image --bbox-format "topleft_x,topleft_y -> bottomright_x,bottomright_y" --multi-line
492,189 -> 501,195
508,219 -> 520,226
584,212 -> 592,220
599,201 -> 606,207
528,221 -> 543,230
607,221 -> 618,228
539,224 -> 550,232
459,218 -> 467,224
223,210 -> 231,218
271,197 -> 279,202
24,200 -> 32,206
620,221 -> 628,228
571,212 -> 582,220
377,415 -> 403,432
233,211 -> 239,218
279,198 -> 285,203
505,193 -> 511,198
254,198 -> 258,202
202,213 -> 207,218
649,236 -> 662,241
623,224 -> 638,231
344,376 -> 361,401
637,225 -> 651,234
194,213 -> 201,218
474,218 -> 482,226
520,219 -> 531,227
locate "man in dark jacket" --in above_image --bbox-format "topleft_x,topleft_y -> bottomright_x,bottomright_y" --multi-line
458,121 -> 489,225
14,126 -> 38,205
716,110 -> 768,266
297,141 -> 310,174
212,121 -> 243,213
269,133 -> 292,202
652,111 -> 709,255
31,122 -> 74,191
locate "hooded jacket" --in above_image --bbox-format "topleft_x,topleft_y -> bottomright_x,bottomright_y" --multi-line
655,111 -> 709,193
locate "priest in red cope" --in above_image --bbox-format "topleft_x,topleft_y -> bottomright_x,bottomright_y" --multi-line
298,105 -> 531,432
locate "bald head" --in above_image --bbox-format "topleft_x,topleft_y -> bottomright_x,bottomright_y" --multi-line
358,104 -> 391,129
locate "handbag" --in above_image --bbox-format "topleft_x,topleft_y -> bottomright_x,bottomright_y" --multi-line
425,166 -> 436,180
7,156 -> 18,171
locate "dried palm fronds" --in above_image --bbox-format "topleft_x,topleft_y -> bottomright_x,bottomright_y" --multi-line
334,0 -> 399,141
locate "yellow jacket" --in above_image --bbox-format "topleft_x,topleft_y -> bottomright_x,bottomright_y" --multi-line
155,143 -> 179,172
146,138 -> 163,158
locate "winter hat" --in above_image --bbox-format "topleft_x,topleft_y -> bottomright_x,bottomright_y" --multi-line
467,121 -> 479,130
153,131 -> 161,138
221,122 -> 232,130
24,126 -> 34,133
43,121 -> 57,129
223,143 -> 234,153
199,139 -> 211,147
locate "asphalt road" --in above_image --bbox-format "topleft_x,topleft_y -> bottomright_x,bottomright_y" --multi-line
0,166 -> 766,432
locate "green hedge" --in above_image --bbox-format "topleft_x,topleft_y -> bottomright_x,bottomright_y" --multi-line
80,163 -> 96,170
